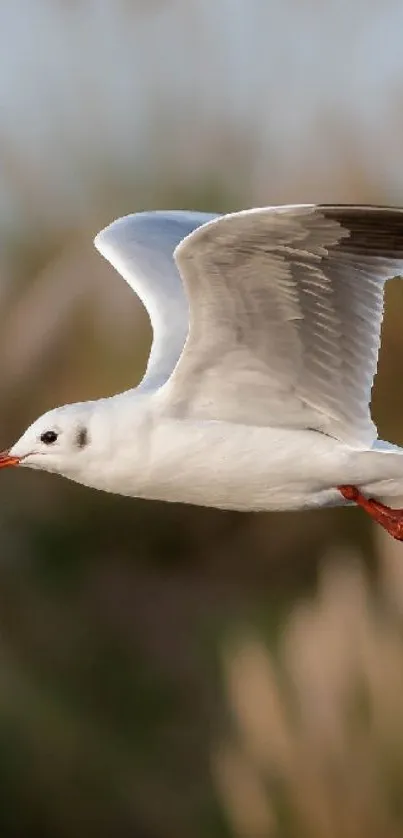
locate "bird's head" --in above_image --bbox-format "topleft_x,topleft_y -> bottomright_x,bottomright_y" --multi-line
0,402 -> 98,478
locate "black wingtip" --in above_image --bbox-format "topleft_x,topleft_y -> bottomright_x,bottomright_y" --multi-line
318,205 -> 403,257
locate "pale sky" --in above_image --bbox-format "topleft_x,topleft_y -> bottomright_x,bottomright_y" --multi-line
0,0 -> 403,248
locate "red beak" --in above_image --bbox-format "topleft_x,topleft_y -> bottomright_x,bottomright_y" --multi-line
0,450 -> 20,468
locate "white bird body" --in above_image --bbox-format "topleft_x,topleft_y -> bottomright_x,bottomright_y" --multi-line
81,413 -> 403,512
3,204 -> 403,536
18,391 -> 403,513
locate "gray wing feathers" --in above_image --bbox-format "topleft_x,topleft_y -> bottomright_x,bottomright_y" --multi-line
94,210 -> 217,389
94,205 -> 403,448
166,205 -> 403,446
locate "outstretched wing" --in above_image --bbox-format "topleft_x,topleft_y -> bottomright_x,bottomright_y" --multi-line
159,205 -> 403,447
94,210 -> 218,390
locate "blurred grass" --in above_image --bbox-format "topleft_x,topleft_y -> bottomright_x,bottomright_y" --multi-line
214,546 -> 403,838
0,169 -> 401,836
0,177 -> 400,835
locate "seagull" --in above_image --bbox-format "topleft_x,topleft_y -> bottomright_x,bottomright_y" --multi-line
2,204 -> 403,539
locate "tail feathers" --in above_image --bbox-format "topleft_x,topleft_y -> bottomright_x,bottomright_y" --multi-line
345,444 -> 403,507
372,438 -> 403,453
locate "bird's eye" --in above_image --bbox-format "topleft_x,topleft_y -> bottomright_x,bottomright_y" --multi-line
40,430 -> 58,445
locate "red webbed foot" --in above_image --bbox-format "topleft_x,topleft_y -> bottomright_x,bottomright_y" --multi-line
338,485 -> 403,541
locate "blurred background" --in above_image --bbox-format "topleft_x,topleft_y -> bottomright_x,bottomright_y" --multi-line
1,1 -> 403,836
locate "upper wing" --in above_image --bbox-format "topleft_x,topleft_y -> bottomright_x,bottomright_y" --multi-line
160,205 -> 403,447
94,210 -> 218,390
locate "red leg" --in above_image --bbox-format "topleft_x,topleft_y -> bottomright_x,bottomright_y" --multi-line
338,485 -> 403,541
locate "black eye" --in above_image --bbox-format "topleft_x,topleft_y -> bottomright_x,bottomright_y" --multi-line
40,430 -> 58,445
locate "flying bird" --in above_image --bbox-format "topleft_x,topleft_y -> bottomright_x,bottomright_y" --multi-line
1,204 -> 403,539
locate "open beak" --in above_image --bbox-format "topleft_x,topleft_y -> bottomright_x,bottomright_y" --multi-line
0,450 -> 20,468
